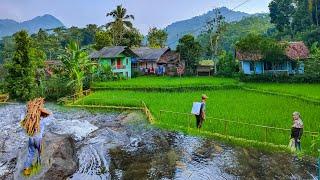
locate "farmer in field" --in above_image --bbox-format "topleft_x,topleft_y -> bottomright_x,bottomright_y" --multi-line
21,98 -> 52,176
290,111 -> 303,151
195,94 -> 208,128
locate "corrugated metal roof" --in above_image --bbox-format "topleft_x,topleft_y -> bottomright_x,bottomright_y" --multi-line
133,47 -> 170,61
90,46 -> 137,58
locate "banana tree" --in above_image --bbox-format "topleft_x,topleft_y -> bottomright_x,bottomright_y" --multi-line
60,41 -> 92,97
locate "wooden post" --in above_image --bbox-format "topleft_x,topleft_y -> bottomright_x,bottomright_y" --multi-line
265,127 -> 268,142
224,121 -> 228,137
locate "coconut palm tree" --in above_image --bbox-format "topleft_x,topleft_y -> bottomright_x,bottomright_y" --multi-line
106,5 -> 134,45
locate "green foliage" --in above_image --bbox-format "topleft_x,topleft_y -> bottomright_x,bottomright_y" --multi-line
106,5 -> 135,46
93,31 -> 113,50
269,0 -> 295,32
121,28 -> 143,47
0,36 -> 15,63
292,0 -> 313,32
43,75 -> 73,100
305,42 -> 320,76
268,0 -> 320,43
214,14 -> 274,53
132,70 -> 144,78
147,27 -> 168,48
239,73 -> 320,83
176,34 -> 202,73
217,51 -> 238,76
60,41 -> 92,96
235,33 -> 287,62
4,30 -> 45,101
93,63 -> 114,82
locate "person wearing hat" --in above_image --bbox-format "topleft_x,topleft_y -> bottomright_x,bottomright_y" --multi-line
195,94 -> 208,128
290,111 -> 304,151
23,106 -> 52,176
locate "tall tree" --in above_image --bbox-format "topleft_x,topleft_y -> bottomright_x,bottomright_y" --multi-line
82,24 -> 100,46
305,42 -> 320,76
106,5 -> 134,45
4,31 -> 44,100
203,10 -> 226,74
122,28 -> 143,47
147,27 -> 168,48
176,34 -> 202,74
292,0 -> 313,32
269,0 -> 295,32
93,31 -> 113,50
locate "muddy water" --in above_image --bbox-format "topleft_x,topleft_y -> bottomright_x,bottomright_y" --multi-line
0,104 -> 317,180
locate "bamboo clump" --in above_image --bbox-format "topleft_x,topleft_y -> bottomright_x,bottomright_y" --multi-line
20,98 -> 45,136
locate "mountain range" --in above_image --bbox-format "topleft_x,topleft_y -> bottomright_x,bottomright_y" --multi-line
165,7 -> 251,48
0,14 -> 64,38
0,7 -> 256,48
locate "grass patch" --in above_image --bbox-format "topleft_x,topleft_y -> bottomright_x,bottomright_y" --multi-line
91,76 -> 238,89
244,83 -> 320,101
77,89 -> 320,155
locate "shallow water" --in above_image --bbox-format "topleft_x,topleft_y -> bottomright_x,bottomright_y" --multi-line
0,104 -> 317,180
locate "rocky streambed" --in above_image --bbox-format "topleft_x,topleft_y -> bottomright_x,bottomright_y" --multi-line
0,104 -> 317,180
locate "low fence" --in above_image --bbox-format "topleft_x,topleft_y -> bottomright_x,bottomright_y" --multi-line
141,101 -> 155,124
159,110 -> 319,154
58,89 -> 92,105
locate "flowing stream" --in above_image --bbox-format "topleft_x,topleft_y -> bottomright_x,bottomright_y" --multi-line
0,104 -> 317,180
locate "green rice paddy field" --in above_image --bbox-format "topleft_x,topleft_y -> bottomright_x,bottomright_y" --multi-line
92,76 -> 237,88
77,77 -> 320,154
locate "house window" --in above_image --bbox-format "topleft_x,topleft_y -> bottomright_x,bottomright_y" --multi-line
249,62 -> 255,71
264,61 -> 272,70
132,63 -> 138,69
274,62 -> 284,70
126,58 -> 129,65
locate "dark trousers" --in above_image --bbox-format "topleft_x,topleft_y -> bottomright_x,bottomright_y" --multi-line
291,128 -> 303,151
196,115 -> 204,128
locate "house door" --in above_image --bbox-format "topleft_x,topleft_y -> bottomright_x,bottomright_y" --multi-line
117,59 -> 121,69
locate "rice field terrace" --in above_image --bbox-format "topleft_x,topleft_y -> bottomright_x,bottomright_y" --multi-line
91,76 -> 238,89
75,77 -> 320,155
245,83 -> 320,101
92,77 -> 320,102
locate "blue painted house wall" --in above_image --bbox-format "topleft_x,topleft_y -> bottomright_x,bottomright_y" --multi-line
241,60 -> 305,75
241,61 -> 263,74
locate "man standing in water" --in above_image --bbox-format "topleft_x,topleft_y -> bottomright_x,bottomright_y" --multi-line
195,94 -> 208,128
21,98 -> 52,176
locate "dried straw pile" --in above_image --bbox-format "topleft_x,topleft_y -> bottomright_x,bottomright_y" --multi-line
20,98 -> 45,136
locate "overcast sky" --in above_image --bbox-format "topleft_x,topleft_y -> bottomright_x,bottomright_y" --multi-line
0,0 -> 272,34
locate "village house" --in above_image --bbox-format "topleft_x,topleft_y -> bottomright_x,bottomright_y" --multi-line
132,47 -> 184,76
90,46 -> 138,79
236,42 -> 310,75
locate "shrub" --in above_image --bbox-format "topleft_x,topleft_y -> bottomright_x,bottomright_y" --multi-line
43,75 -> 73,100
132,70 -> 144,78
239,73 -> 320,83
